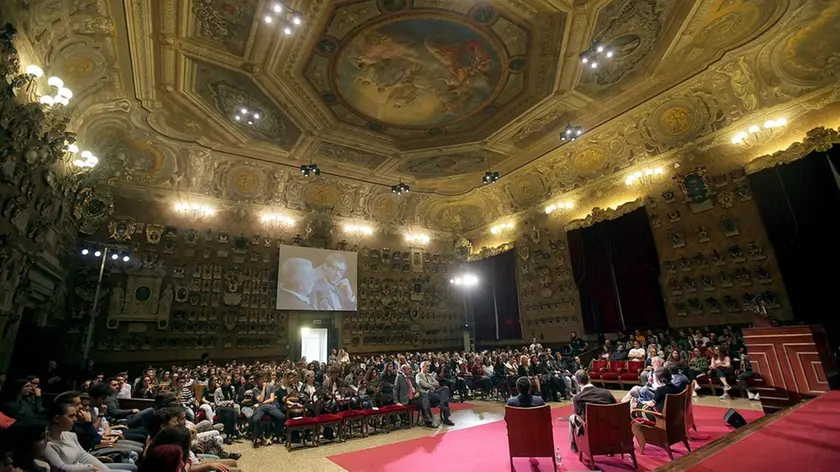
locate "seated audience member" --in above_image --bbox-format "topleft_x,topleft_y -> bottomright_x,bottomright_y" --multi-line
633,330 -> 646,345
599,345 -> 612,360
686,347 -> 709,395
416,362 -> 454,426
0,418 -> 50,472
197,377 -> 217,425
54,390 -> 143,460
89,383 -> 148,443
249,374 -> 284,447
212,376 -> 240,441
137,444 -> 184,472
41,361 -> 64,394
116,374 -> 132,399
394,364 -> 434,427
506,377 -> 545,407
640,356 -> 664,386
628,341 -> 646,361
44,401 -> 136,471
171,375 -> 197,422
737,348 -> 759,401
103,378 -> 147,428
568,370 -> 616,453
0,378 -> 44,420
146,425 -> 237,472
612,342 -> 628,361
710,346 -> 735,399
132,376 -> 155,400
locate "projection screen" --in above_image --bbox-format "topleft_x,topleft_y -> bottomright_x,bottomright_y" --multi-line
275,245 -> 358,311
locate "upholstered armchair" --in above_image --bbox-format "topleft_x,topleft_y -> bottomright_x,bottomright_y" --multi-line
631,389 -> 690,460
576,402 -> 637,470
504,405 -> 556,471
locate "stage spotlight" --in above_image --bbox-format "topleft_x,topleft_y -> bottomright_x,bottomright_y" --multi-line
94,250 -> 102,257
81,249 -> 89,255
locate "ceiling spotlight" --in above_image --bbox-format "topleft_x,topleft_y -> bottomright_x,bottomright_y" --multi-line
482,170 -> 500,185
247,120 -> 254,125
561,124 -> 584,141
39,95 -> 54,105
300,163 -> 320,177
590,62 -> 598,69
264,15 -> 273,23
123,255 -> 130,262
391,182 -> 410,195
234,115 -> 241,121
57,87 -> 73,99
606,51 -> 614,58
291,14 -> 302,25
111,253 -> 119,260
81,248 -> 89,255
283,25 -> 292,35
240,108 -> 248,114
253,113 -> 260,119
47,76 -> 64,88
66,143 -> 79,153
25,64 -> 44,77
94,250 -> 102,257
273,3 -> 284,13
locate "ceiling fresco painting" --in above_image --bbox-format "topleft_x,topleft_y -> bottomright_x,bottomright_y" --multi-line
4,0 -> 840,236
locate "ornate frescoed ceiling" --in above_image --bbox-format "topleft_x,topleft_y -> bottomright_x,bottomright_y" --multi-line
5,0 -> 840,235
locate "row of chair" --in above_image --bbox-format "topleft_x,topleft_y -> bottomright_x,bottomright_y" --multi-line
282,403 -> 425,450
589,359 -> 763,396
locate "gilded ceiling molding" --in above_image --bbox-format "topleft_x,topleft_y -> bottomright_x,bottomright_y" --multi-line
468,241 -> 516,262
744,126 -> 840,174
564,198 -> 645,231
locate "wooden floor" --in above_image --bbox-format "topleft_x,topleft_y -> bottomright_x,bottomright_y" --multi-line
227,390 -> 762,472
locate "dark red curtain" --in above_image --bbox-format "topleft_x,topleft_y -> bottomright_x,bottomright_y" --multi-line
748,145 -> 840,345
568,207 -> 667,335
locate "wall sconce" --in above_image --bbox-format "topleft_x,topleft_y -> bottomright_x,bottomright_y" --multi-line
545,201 -> 574,214
490,222 -> 514,235
625,167 -> 664,186
24,67 -> 73,107
405,233 -> 430,245
261,213 -> 295,230
175,203 -> 216,220
344,224 -> 373,236
731,118 -> 787,147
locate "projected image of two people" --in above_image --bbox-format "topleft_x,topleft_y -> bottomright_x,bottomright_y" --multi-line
276,246 -> 357,311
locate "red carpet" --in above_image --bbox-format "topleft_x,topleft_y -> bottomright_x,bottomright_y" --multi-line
329,404 -> 763,472
686,391 -> 840,472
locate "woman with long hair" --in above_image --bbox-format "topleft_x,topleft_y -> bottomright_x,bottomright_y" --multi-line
44,402 -> 133,471
213,376 -> 239,441
137,445 -> 184,472
0,378 -> 44,421
710,346 -> 734,399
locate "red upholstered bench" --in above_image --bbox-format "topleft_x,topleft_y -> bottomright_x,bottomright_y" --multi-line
620,360 -> 646,388
589,359 -> 608,386
601,361 -> 627,389
314,414 -> 344,445
285,416 -> 317,450
336,409 -> 366,439
361,408 -> 388,434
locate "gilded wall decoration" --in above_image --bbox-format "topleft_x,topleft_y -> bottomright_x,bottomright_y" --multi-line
400,152 -> 498,178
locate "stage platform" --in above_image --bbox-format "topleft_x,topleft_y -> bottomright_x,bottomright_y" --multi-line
662,390 -> 840,472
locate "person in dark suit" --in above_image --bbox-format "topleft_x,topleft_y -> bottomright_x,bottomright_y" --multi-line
276,258 -> 317,310
569,370 -> 617,452
392,364 -> 434,427
506,376 -> 545,407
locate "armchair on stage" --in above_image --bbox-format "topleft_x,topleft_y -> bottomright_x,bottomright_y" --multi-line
504,405 -> 557,471
576,402 -> 637,470
631,389 -> 690,460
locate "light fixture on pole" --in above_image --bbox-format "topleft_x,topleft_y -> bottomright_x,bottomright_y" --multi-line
300,155 -> 321,177
78,244 -> 132,365
579,40 -> 614,69
391,180 -> 410,194
450,273 -> 481,347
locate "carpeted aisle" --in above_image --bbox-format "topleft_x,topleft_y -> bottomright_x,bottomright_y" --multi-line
328,405 -> 763,472
685,392 -> 840,472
